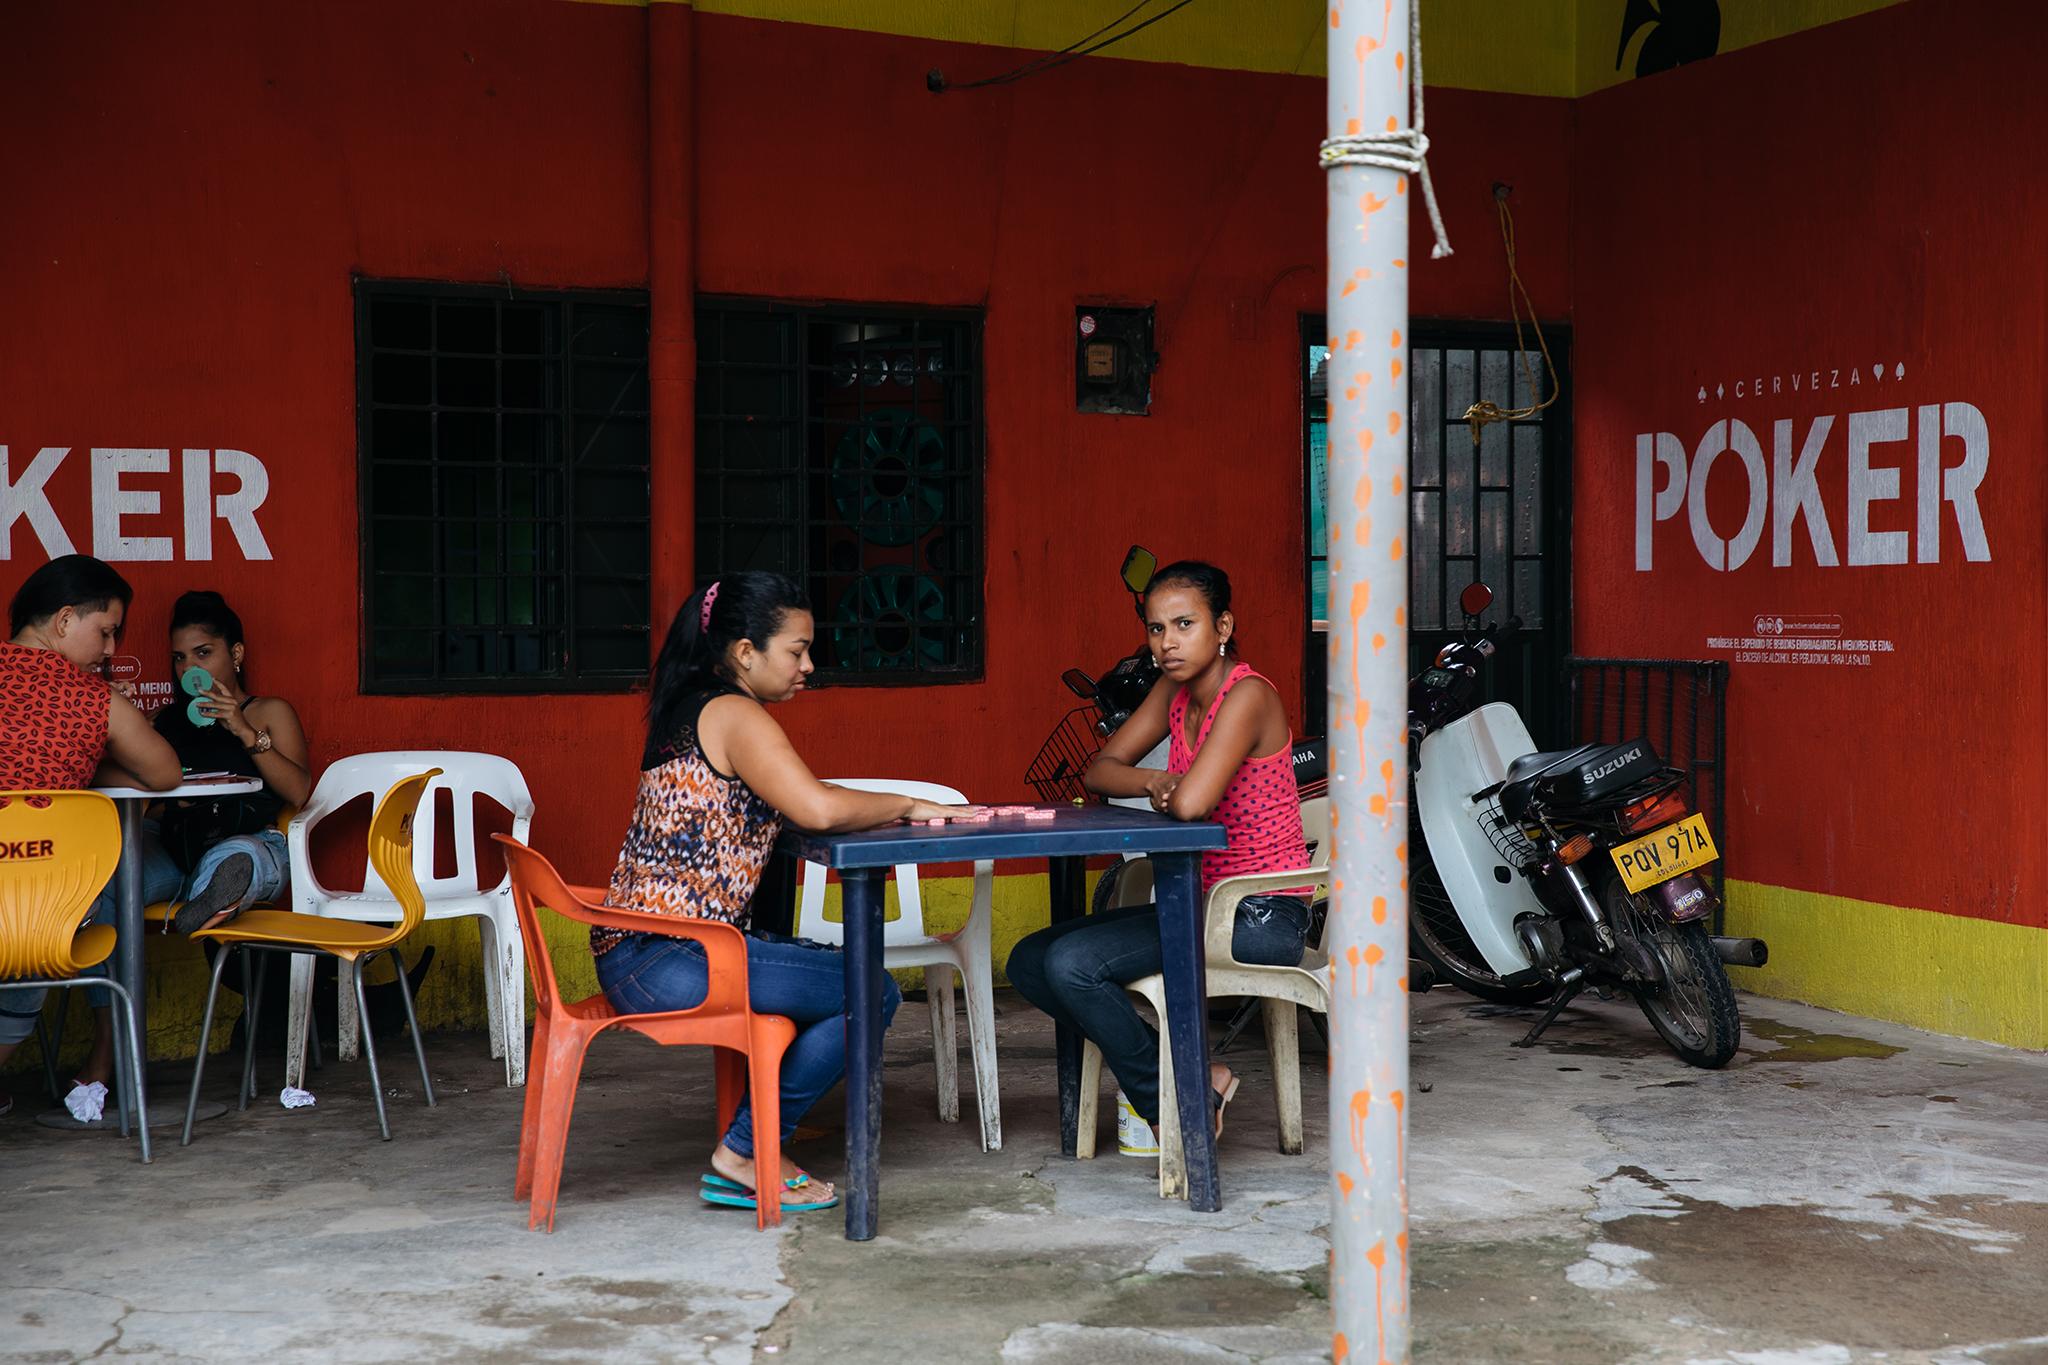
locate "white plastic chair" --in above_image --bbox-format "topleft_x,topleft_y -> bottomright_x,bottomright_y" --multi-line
281,752 -> 535,1091
1076,796 -> 1332,1199
795,778 -> 1001,1151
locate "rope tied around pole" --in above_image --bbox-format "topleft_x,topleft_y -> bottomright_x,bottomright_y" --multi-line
1317,0 -> 1452,260
1459,187 -> 1559,447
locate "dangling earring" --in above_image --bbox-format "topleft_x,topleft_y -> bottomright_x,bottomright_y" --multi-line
1218,641 -> 1226,657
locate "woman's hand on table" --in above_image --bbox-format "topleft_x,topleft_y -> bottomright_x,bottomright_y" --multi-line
902,798 -> 988,823
1144,771 -> 1182,813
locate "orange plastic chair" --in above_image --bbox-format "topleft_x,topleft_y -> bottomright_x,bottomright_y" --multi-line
494,834 -> 799,1232
0,790 -> 151,1161
183,771 -> 439,1144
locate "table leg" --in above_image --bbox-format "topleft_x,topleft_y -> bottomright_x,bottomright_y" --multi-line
841,866 -> 887,1241
1153,851 -> 1220,1212
1047,855 -> 1087,1157
113,799 -> 148,1117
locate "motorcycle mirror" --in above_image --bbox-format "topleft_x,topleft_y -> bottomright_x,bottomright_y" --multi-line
1062,668 -> 1099,700
1458,582 -> 1494,618
1120,546 -> 1157,596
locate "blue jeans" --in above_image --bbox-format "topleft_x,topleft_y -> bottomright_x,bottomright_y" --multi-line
1007,894 -> 1311,1126
0,823 -> 289,1047
596,929 -> 901,1160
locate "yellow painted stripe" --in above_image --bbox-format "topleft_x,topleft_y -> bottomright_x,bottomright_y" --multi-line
1724,879 -> 2048,1051
568,0 -> 1904,97
565,0 -> 1581,95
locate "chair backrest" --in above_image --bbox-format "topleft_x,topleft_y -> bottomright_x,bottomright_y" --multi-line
795,778 -> 967,945
1301,796 -> 1331,869
299,751 -> 534,899
368,769 -> 438,931
0,790 -> 120,979
494,834 -> 750,1021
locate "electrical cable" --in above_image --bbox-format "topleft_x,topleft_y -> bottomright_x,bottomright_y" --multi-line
929,0 -> 1199,93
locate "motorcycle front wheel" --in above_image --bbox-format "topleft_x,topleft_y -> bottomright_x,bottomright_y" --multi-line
1603,876 -> 1742,1068
1409,823 -> 1552,1007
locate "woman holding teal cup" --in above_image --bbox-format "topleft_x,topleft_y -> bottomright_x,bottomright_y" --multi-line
150,591 -> 311,934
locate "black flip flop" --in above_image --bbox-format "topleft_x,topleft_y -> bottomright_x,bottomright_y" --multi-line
172,853 -> 255,935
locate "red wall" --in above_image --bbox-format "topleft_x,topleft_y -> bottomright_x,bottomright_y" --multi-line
2,1 -> 1570,884
1571,0 -> 2048,926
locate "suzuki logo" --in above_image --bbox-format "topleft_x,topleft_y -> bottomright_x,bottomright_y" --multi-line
1584,748 -> 1643,785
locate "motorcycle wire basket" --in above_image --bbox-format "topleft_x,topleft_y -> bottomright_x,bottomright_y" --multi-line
1026,704 -> 1105,805
1476,796 -> 1542,871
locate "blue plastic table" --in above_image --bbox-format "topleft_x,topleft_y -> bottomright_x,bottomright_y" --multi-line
776,804 -> 1228,1241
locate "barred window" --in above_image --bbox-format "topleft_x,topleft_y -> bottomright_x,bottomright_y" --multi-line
695,301 -> 983,684
356,280 -> 651,692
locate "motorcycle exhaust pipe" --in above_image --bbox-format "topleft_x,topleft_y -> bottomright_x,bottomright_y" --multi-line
1711,936 -> 1769,967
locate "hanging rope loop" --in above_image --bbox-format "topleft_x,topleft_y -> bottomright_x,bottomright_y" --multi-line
1459,187 -> 1559,446
1317,1 -> 1453,260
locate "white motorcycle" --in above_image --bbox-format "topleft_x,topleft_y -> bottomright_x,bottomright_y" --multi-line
1407,583 -> 1764,1068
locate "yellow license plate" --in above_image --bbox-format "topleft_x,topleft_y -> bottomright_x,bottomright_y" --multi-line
1611,814 -> 1719,893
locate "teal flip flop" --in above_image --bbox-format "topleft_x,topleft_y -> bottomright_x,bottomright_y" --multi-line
699,1170 -> 839,1212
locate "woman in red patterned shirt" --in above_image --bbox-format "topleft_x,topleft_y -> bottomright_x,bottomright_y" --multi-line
0,556 -> 181,1116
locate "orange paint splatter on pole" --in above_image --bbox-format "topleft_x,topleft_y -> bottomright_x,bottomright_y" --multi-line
1390,328 -> 1401,347
1389,535 -> 1404,561
1349,1086 -> 1372,1169
1371,894 -> 1387,924
1363,941 -> 1384,993
1337,1170 -> 1356,1198
1345,943 -> 1362,995
1367,1238 -> 1390,1362
1334,1334 -> 1350,1365
1371,631 -> 1386,652
1345,331 -> 1363,351
1388,412 -> 1402,435
1390,358 -> 1403,380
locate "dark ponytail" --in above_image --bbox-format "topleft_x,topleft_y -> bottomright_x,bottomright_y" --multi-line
168,590 -> 249,684
8,554 -> 134,636
647,571 -> 810,747
1146,560 -> 1240,656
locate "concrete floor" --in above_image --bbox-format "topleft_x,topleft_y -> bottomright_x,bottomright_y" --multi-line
3,987 -> 2046,1363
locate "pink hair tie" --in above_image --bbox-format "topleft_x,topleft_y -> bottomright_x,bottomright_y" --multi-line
700,581 -> 721,630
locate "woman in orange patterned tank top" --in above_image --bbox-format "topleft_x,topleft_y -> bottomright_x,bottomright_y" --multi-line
600,572 -> 981,1212
0,556 -> 181,1116
1009,561 -> 1311,1158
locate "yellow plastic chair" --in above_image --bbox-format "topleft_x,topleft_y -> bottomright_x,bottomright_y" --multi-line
182,771 -> 439,1144
0,790 -> 151,1162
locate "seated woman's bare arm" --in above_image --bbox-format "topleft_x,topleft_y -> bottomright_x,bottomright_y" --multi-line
97,692 -> 180,791
1082,679 -> 1177,800
709,697 -> 970,831
244,696 -> 313,807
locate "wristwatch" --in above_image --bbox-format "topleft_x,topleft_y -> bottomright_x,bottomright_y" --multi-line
246,729 -> 274,755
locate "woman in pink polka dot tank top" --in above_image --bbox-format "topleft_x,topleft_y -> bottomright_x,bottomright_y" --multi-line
1007,561 -> 1310,1157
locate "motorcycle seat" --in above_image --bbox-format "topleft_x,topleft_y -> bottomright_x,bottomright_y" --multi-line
1498,739 -> 1663,822
1503,745 -> 1600,788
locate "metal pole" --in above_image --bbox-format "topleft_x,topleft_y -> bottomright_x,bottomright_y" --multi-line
1325,2 -> 1413,1359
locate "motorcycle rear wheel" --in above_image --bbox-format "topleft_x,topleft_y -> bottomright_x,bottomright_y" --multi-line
1604,876 -> 1741,1068
1409,825 -> 1551,1007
